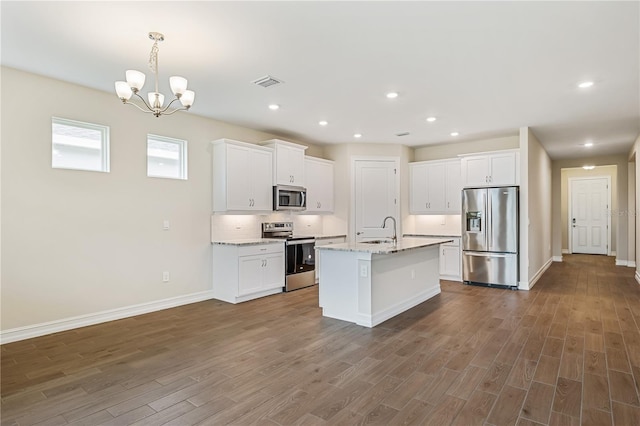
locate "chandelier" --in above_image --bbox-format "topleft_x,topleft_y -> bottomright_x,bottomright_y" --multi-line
115,32 -> 195,117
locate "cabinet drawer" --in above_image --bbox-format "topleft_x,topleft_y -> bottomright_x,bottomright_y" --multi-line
238,243 -> 284,257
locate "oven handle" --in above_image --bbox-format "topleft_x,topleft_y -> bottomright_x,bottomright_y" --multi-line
286,239 -> 316,246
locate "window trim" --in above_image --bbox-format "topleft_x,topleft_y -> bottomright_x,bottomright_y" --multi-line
51,116 -> 110,173
146,134 -> 188,180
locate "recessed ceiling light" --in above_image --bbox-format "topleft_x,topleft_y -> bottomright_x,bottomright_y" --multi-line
584,142 -> 593,147
426,117 -> 437,122
583,165 -> 595,170
268,104 -> 280,110
450,132 -> 459,137
386,92 -> 398,99
319,120 -> 328,126
578,81 -> 594,89
354,133 -> 362,138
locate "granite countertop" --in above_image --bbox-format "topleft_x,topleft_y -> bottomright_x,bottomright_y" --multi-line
315,237 -> 453,254
211,238 -> 283,246
404,233 -> 462,238
314,234 -> 347,240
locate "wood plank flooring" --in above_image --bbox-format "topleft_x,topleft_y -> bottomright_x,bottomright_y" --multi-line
2,254 -> 640,425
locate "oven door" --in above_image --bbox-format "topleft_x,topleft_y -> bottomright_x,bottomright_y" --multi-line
285,239 -> 316,291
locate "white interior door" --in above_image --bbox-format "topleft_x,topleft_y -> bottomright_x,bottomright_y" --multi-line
570,177 -> 609,255
354,159 -> 399,242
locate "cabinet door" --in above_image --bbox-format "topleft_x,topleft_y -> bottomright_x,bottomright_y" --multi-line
262,252 -> 285,291
488,152 -> 517,185
305,159 -> 334,212
288,147 -> 305,186
462,156 -> 490,187
251,149 -> 273,211
275,145 -> 305,186
426,162 -> 446,212
445,161 -> 462,212
440,244 -> 461,280
409,163 -> 429,214
238,256 -> 264,296
226,145 -> 253,210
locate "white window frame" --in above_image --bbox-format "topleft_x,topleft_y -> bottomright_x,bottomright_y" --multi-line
51,117 -> 110,172
147,134 -> 188,180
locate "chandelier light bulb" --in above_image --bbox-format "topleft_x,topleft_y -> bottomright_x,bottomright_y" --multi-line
180,90 -> 195,107
115,81 -> 133,101
170,76 -> 188,96
125,70 -> 145,91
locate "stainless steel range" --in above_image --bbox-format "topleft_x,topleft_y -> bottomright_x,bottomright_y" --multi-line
262,222 -> 316,292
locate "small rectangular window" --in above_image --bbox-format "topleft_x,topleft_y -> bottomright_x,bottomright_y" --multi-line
147,134 -> 188,180
52,117 -> 110,172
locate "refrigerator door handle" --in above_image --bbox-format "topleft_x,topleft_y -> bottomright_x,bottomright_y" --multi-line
485,192 -> 491,251
464,252 -> 510,258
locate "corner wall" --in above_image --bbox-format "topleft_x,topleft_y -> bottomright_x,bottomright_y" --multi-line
0,67 -> 323,339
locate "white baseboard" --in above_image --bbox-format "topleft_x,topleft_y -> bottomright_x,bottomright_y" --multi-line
629,261 -> 636,268
1,290 -> 215,345
552,256 -> 563,262
519,257 -> 553,291
616,259 -> 628,266
359,285 -> 441,327
636,271 -> 640,285
562,249 -> 569,254
611,251 -> 617,256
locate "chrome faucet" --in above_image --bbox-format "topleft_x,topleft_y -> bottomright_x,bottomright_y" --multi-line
382,216 -> 397,245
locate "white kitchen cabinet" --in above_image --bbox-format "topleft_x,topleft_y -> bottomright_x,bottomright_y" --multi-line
212,242 -> 285,303
212,139 -> 273,212
314,236 -> 346,283
260,139 -> 307,186
461,150 -> 519,187
410,159 -> 461,214
439,238 -> 461,281
305,156 -> 334,213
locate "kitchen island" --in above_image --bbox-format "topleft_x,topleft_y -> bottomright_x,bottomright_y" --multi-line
316,237 -> 452,327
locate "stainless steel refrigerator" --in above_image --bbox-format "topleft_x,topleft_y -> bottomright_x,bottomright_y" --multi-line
462,186 -> 519,289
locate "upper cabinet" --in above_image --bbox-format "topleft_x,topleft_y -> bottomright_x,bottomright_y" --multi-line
260,140 -> 307,186
212,139 -> 273,212
461,150 -> 519,187
410,159 -> 461,214
305,156 -> 334,213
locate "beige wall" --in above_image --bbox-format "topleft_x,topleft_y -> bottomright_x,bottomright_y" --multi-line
523,128 -> 552,286
560,165 -> 618,254
0,67 -> 324,332
551,155 -> 629,262
413,134 -> 519,161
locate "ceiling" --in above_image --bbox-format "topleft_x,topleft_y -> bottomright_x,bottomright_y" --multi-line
1,1 -> 638,159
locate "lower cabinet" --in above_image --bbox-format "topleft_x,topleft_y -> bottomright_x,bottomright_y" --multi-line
212,242 -> 285,303
314,237 -> 346,283
439,238 -> 461,282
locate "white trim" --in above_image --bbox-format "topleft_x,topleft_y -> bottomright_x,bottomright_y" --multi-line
519,257 -> 553,291
552,256 -> 563,262
615,259 -> 628,266
635,270 -> 640,285
628,261 -> 636,268
562,249 -> 569,254
1,290 -> 215,344
567,175 -> 612,255
611,251 -> 617,256
356,286 -> 441,327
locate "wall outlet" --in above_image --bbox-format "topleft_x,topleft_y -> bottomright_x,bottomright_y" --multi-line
411,269 -> 415,279
162,271 -> 170,282
163,220 -> 170,230
360,265 -> 368,278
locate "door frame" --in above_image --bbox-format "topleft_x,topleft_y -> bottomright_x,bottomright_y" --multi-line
567,175 -> 612,255
350,156 -> 401,242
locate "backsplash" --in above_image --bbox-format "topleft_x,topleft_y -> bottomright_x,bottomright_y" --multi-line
210,213 -> 324,241
409,215 -> 462,236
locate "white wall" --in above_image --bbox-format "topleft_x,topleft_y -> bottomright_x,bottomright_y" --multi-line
522,128 -> 552,288
0,67 -> 325,336
413,134 -> 519,161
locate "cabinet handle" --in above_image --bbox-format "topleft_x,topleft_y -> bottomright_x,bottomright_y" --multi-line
447,202 -> 450,208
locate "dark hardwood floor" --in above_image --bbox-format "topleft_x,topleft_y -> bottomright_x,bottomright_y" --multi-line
2,254 -> 640,425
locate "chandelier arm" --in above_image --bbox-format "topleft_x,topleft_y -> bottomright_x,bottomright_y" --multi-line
158,97 -> 183,113
124,100 -> 156,114
160,106 -> 188,116
132,91 -> 155,112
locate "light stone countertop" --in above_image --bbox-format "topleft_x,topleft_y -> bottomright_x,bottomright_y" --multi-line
315,237 -> 453,254
314,234 -> 347,240
404,233 -> 462,238
211,238 -> 283,246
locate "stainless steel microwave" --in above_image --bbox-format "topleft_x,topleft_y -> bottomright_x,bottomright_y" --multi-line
273,185 -> 306,211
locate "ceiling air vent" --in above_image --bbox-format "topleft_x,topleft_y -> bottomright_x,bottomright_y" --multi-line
395,132 -> 411,137
252,75 -> 284,88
